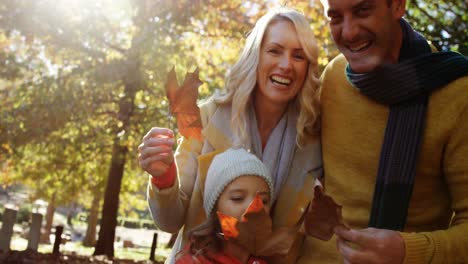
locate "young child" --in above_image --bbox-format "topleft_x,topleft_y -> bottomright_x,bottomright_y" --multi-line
175,148 -> 273,264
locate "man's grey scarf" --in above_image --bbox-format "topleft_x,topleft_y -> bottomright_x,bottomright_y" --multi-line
346,19 -> 468,230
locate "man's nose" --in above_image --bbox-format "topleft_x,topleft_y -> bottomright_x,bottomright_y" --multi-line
341,17 -> 359,42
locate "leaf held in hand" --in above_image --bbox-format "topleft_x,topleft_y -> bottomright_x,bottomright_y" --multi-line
165,67 -> 203,141
305,186 -> 348,241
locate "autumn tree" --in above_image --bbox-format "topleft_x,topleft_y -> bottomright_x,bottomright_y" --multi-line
406,0 -> 468,54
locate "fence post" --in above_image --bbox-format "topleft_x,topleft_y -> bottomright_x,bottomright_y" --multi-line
149,232 -> 158,261
52,225 -> 63,255
27,213 -> 43,251
0,208 -> 17,252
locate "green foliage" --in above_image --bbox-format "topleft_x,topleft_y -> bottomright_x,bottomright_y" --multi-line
16,204 -> 32,223
406,0 -> 468,54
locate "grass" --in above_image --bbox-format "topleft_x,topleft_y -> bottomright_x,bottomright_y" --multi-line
10,235 -> 171,262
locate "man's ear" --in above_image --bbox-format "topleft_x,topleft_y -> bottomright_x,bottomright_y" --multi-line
392,0 -> 407,19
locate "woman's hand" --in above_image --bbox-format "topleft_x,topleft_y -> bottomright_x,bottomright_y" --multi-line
138,127 -> 175,178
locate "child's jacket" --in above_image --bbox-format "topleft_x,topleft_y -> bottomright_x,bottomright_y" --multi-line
175,252 -> 267,264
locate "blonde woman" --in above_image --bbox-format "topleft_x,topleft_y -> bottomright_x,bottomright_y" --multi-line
138,7 -> 322,264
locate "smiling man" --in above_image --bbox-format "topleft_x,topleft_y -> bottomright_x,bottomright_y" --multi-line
326,0 -> 403,73
304,0 -> 468,263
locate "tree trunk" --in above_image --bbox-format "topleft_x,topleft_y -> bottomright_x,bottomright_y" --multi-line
83,186 -> 102,247
93,63 -> 138,257
40,195 -> 56,243
167,234 -> 177,248
93,142 -> 128,257
67,203 -> 76,230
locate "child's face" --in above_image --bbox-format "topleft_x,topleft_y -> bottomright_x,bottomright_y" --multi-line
217,175 -> 271,220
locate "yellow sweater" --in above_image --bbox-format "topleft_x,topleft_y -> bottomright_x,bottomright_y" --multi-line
300,54 -> 468,264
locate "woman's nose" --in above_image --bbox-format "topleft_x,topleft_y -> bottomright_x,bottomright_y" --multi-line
278,55 -> 292,72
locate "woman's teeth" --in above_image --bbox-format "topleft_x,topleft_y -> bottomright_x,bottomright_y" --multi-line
271,76 -> 291,85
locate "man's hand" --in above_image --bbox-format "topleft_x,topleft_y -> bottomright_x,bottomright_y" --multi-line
335,226 -> 405,264
138,127 -> 175,177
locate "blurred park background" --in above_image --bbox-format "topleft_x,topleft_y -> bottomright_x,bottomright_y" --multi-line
0,0 -> 467,262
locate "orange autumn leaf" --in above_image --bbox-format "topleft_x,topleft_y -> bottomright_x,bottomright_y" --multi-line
305,186 -> 348,241
241,192 -> 264,221
165,67 -> 203,141
217,211 -> 239,239
236,194 -> 272,253
217,194 -> 298,256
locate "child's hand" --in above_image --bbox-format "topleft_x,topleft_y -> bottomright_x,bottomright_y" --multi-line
138,127 -> 175,178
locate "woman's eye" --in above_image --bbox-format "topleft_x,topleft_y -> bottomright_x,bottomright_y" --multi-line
262,199 -> 269,205
294,53 -> 305,60
268,49 -> 280,55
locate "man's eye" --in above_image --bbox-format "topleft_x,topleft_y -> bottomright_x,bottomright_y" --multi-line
356,7 -> 371,17
329,15 -> 342,24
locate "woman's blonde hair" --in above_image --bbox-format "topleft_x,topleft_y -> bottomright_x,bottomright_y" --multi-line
213,7 -> 320,146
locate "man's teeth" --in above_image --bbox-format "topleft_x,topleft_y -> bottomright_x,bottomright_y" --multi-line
350,42 -> 370,52
271,76 -> 291,85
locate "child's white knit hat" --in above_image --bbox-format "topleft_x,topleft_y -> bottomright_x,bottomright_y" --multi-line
204,148 -> 274,216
